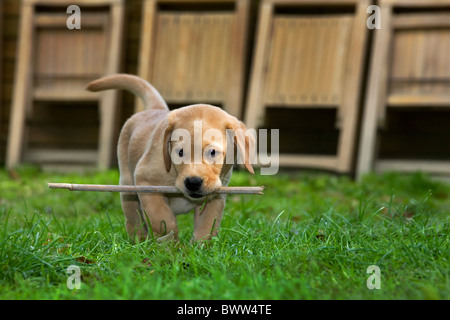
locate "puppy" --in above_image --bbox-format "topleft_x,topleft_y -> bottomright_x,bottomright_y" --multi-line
86,74 -> 254,242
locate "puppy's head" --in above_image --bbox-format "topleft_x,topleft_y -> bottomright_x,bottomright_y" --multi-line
163,104 -> 255,201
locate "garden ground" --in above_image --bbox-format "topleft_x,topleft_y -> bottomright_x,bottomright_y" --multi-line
0,166 -> 448,299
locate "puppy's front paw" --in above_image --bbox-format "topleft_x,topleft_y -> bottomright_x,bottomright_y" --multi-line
190,233 -> 215,247
156,230 -> 175,243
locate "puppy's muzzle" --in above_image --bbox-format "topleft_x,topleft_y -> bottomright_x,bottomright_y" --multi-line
184,176 -> 203,192
184,176 -> 204,199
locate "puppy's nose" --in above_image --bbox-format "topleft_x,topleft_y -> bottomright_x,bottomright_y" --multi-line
184,176 -> 203,192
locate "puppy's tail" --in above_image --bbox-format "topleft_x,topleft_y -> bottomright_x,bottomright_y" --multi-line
86,74 -> 168,111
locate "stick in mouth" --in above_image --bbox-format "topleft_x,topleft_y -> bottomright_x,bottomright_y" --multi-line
48,183 -> 264,195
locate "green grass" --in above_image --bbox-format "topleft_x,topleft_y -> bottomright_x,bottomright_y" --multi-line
0,165 -> 449,299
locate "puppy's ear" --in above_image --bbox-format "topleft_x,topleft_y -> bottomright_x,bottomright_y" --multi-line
163,122 -> 173,172
227,119 -> 255,175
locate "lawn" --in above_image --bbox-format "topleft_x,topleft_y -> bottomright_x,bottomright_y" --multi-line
0,166 -> 449,300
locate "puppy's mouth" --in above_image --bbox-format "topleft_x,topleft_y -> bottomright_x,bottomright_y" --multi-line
184,189 -> 216,201
188,192 -> 205,199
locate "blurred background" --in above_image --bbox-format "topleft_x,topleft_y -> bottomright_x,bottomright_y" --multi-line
0,0 -> 449,179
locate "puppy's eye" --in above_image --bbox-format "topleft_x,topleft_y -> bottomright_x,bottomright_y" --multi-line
178,149 -> 183,157
209,149 -> 216,158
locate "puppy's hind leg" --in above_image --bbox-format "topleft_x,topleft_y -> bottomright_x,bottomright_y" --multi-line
118,126 -> 148,241
120,191 -> 148,242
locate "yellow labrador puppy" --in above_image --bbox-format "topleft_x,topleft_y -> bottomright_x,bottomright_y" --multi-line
87,74 -> 254,242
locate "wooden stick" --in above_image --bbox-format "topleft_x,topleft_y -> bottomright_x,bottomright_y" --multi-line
48,183 -> 264,195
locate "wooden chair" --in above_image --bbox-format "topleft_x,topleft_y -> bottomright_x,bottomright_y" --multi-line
357,0 -> 450,178
136,0 -> 250,118
245,0 -> 370,173
6,0 -> 124,170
